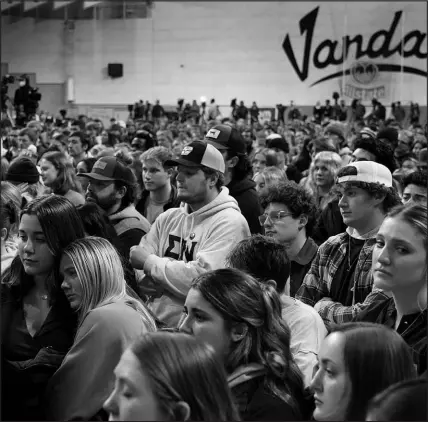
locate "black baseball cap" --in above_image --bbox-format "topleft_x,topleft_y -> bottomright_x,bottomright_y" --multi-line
165,141 -> 225,173
204,124 -> 247,155
78,156 -> 136,185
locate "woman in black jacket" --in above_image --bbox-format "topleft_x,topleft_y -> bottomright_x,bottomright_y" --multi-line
180,268 -> 311,421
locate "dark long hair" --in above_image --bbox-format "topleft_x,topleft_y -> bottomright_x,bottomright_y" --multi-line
190,268 -> 306,416
329,322 -> 417,421
2,195 -> 85,303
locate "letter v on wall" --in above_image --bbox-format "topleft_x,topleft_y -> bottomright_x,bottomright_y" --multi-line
282,7 -> 319,82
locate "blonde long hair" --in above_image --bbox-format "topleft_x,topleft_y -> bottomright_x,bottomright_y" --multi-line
62,236 -> 156,331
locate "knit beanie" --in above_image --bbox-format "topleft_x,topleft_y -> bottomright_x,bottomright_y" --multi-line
5,157 -> 40,184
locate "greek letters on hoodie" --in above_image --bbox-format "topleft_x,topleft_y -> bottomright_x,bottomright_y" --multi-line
136,187 -> 251,325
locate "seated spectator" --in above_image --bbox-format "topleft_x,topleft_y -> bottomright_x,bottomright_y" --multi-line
260,182 -> 318,296
296,162 -> 401,326
67,131 -> 91,167
300,151 -> 342,210
411,135 -> 427,157
205,124 -> 263,234
39,152 -> 85,206
130,141 -> 250,327
45,237 -> 156,421
311,322 -> 417,421
252,147 -> 271,174
354,203 -> 427,374
76,202 -> 139,295
401,170 -> 427,204
313,136 -> 398,245
104,332 -> 240,421
266,134 -> 290,171
5,156 -> 46,206
180,268 -> 310,420
253,166 -> 288,195
75,157 -> 97,193
417,148 -> 427,171
136,147 -> 180,224
393,155 -> 419,179
156,130 -> 173,150
1,181 -> 22,241
1,195 -> 85,421
366,378 -> 427,421
324,122 -> 346,150
226,235 -> 327,387
78,156 -> 151,257
0,187 -> 20,275
131,129 -> 157,153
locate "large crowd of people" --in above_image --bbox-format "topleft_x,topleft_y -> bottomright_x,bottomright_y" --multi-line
0,96 -> 427,421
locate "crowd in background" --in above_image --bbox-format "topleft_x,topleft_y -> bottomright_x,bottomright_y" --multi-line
0,94 -> 427,421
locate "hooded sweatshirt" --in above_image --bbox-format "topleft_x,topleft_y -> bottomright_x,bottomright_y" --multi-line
136,187 -> 250,326
109,204 -> 151,256
227,177 -> 262,234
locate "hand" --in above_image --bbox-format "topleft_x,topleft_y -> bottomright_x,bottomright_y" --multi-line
129,244 -> 152,270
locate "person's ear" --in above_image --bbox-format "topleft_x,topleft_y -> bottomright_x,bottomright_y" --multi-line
372,192 -> 387,207
174,401 -> 191,421
298,214 -> 308,230
230,323 -> 248,342
227,155 -> 239,168
1,227 -> 8,242
117,184 -> 127,199
265,279 -> 277,290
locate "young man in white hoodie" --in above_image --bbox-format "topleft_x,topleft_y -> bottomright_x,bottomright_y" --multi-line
130,140 -> 251,327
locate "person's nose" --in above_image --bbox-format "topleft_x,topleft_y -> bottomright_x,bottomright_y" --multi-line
178,314 -> 192,334
309,366 -> 323,393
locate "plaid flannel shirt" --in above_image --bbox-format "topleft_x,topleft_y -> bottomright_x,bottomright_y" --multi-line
295,230 -> 391,326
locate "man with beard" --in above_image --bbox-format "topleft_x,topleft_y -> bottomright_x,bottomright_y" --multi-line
79,156 -> 150,256
130,141 -> 250,327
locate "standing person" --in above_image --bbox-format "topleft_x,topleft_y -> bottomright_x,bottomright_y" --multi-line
104,332 -> 240,421
310,323 -> 417,421
130,141 -> 250,327
259,182 -> 319,297
354,203 -> 427,374
296,162 -> 401,326
205,124 -> 263,234
79,156 -> 150,256
45,237 -> 156,421
180,268 -> 310,420
1,195 -> 85,421
39,151 -> 85,206
250,101 -> 260,126
135,147 -> 180,224
226,235 -> 327,387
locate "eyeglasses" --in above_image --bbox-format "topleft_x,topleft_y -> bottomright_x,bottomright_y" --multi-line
258,211 -> 293,225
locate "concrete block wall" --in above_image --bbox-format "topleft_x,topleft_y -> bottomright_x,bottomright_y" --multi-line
1,1 -> 426,112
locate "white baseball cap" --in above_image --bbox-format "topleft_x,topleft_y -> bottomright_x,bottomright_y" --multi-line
337,161 -> 393,187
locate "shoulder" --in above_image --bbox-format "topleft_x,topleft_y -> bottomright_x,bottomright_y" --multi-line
353,297 -> 394,322
64,190 -> 85,205
320,232 -> 347,250
248,380 -> 299,421
82,302 -> 144,333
